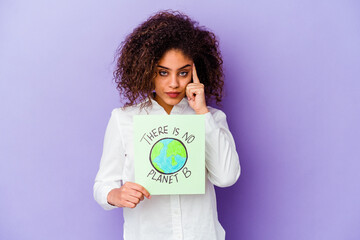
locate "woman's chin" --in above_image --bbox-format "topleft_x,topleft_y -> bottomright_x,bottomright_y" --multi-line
165,98 -> 182,106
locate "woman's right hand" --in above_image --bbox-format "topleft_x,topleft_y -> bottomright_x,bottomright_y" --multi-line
107,182 -> 151,208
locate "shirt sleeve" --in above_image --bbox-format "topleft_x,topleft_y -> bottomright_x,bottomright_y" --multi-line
93,109 -> 125,210
204,109 -> 241,187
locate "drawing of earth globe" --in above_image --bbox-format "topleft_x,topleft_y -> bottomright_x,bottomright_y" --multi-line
150,138 -> 188,174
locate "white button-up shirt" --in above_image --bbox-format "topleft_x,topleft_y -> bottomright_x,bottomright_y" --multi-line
94,97 -> 241,240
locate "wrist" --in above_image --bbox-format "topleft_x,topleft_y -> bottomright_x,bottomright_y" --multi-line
195,107 -> 209,115
107,188 -> 118,206
107,191 -> 114,206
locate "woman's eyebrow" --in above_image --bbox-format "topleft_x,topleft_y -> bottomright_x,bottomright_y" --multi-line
157,64 -> 191,70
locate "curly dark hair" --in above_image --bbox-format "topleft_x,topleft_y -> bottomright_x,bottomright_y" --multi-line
113,10 -> 224,107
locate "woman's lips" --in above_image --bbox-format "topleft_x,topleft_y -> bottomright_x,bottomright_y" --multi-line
166,92 -> 180,98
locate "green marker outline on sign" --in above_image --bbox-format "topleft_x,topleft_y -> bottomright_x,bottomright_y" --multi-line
149,137 -> 188,175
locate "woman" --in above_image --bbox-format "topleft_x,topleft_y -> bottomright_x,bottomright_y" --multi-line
94,10 -> 240,240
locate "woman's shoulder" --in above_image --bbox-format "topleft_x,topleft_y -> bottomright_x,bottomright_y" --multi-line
111,105 -> 138,117
110,101 -> 150,122
108,106 -> 137,130
111,104 -> 140,115
207,106 -> 227,119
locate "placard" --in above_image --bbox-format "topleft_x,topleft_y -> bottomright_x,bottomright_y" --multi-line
134,115 -> 205,195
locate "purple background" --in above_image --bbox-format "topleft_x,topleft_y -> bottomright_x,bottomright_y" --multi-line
1,1 -> 359,239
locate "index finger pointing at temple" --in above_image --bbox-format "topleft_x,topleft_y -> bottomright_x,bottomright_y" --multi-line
192,63 -> 200,83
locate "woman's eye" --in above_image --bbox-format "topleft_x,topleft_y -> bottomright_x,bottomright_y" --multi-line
179,71 -> 188,77
159,71 -> 168,76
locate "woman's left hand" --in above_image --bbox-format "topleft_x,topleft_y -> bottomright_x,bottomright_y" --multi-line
186,64 -> 209,114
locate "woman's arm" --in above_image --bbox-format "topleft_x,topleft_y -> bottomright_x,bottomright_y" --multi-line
93,109 -> 125,210
94,109 -> 150,210
204,108 -> 241,187
186,64 -> 241,187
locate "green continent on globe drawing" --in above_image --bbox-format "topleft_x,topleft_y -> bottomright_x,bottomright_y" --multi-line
167,140 -> 186,159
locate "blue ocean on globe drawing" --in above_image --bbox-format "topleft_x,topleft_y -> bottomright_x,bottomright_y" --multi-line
152,138 -> 186,174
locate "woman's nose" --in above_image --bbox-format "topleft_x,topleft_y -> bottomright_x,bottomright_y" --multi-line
169,74 -> 179,88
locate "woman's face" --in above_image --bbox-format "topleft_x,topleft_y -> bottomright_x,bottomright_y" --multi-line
153,49 -> 193,114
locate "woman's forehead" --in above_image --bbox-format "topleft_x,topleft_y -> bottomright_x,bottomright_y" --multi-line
157,49 -> 193,69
